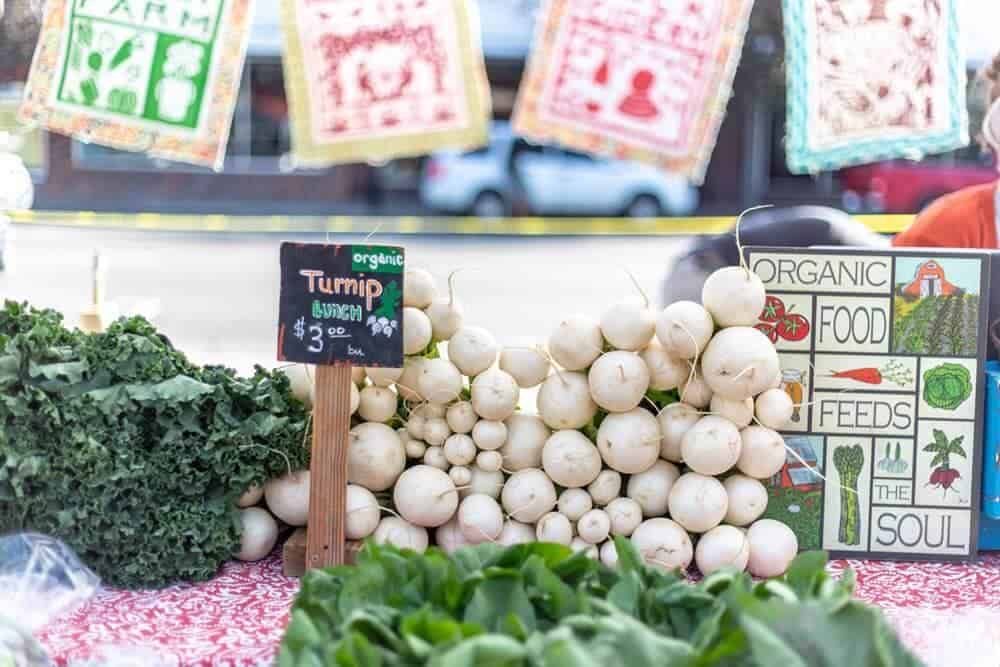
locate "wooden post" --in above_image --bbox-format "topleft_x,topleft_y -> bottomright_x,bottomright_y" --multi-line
306,363 -> 353,569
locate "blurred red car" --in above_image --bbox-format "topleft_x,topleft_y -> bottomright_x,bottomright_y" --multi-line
839,156 -> 997,213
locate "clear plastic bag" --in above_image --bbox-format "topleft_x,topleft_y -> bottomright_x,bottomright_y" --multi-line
0,533 -> 100,667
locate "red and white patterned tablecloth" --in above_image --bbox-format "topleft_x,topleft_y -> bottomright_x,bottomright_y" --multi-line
38,554 -> 1000,666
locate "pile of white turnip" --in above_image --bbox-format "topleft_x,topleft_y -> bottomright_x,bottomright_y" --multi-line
242,263 -> 802,579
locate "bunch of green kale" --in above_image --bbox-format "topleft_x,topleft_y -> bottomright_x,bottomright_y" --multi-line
280,538 -> 921,667
0,301 -> 309,588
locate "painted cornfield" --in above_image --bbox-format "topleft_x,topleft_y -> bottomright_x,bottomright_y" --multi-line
893,294 -> 979,356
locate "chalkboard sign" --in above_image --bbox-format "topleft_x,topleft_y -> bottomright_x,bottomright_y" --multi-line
747,247 -> 989,562
278,243 -> 405,367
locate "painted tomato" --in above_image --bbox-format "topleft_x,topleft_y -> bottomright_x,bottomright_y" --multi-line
759,296 -> 786,323
755,322 -> 779,343
776,314 -> 810,342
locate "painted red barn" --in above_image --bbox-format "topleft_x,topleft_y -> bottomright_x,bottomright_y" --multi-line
902,260 -> 957,297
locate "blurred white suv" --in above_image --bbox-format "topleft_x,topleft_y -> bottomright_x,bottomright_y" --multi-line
420,122 -> 698,218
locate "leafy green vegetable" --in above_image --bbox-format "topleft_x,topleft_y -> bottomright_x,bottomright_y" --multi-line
922,363 -> 972,410
279,538 -> 921,666
0,302 -> 310,588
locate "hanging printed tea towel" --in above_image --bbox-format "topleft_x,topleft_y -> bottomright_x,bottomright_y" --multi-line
18,0 -> 252,170
513,0 -> 755,185
280,0 -> 491,166
784,0 -> 969,174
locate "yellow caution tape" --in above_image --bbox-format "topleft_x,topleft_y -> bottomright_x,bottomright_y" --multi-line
7,210 -> 914,236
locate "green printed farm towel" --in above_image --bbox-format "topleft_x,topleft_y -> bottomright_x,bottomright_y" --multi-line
279,0 -> 491,167
19,0 -> 252,170
783,0 -> 969,174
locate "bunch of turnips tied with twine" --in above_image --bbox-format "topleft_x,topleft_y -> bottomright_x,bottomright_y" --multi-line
266,245 -> 807,580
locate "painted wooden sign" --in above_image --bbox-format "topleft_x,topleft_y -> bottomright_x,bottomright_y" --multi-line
19,0 -> 251,169
748,248 -> 989,561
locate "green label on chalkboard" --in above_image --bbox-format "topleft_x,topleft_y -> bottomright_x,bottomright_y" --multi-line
351,246 -> 405,274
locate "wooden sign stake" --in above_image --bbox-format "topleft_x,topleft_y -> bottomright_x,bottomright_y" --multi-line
306,363 -> 353,568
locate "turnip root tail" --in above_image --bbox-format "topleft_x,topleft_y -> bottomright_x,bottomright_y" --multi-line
363,220 -> 386,244
536,346 -> 570,388
623,267 -> 650,309
348,503 -> 401,519
239,443 -> 293,478
734,204 -> 774,278
447,269 -> 465,306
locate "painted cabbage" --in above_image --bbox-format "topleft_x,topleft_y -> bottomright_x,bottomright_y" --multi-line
922,363 -> 972,410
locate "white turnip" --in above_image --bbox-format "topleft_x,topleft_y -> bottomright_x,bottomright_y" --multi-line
423,446 -> 449,471
701,327 -> 780,401
630,518 -> 693,571
366,366 -> 403,388
350,382 -> 360,415
458,494 -> 504,544
640,341 -> 689,391
596,408 -> 660,474
600,299 -> 656,351
473,419 -> 509,452
444,433 -> 477,466
435,517 -> 470,554
446,401 -> 477,434
397,356 -> 428,401
656,301 -> 713,360
667,473 -> 728,534
535,511 -> 573,546
424,269 -> 463,341
264,471 -> 310,526
723,475 -> 768,526
449,465 -> 472,487
657,403 -> 700,463
577,509 -> 611,544
747,519 -> 798,577
541,430 -> 602,488
710,395 -> 754,429
403,307 -> 433,355
348,422 -> 406,491
737,426 -> 787,479
680,415 -> 742,476
471,368 -> 520,420
465,465 -> 505,500
606,497 -> 643,536
404,268 -> 437,309
358,386 -> 397,423
570,537 -> 599,559
406,413 -> 426,440
755,388 -> 795,430
282,364 -> 314,409
418,358 -> 464,405
501,468 -> 557,523
702,266 -> 766,328
374,517 -> 429,553
499,346 -> 550,388
405,439 -> 427,459
393,464 -> 459,528
413,403 -> 446,419
496,519 -> 536,546
500,414 -> 548,466
588,351 -> 650,412
237,484 -> 263,508
536,371 -> 598,430
346,484 -> 380,540
548,315 -> 603,371
475,450 -> 503,473
423,417 -> 451,446
626,460 -> 680,517
352,366 -> 365,386
587,470 -> 622,506
599,541 -> 619,568
236,508 -> 279,561
695,525 -> 750,575
680,368 -> 713,409
448,326 -> 498,377
557,488 -> 593,521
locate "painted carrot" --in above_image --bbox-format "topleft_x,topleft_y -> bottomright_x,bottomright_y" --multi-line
830,368 -> 882,384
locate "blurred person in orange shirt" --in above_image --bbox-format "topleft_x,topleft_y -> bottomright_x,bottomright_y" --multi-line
893,55 -> 1000,249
